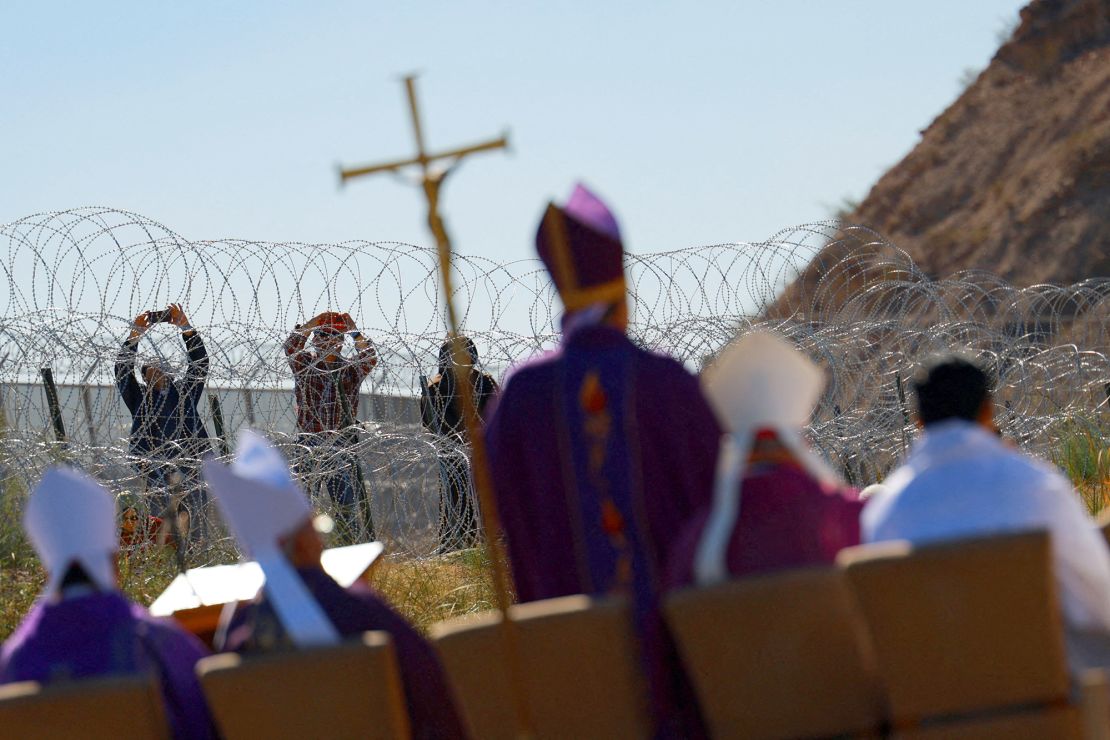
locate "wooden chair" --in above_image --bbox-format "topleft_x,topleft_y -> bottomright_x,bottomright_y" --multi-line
0,673 -> 169,739
197,631 -> 409,740
431,594 -> 650,739
838,531 -> 1083,739
664,565 -> 884,739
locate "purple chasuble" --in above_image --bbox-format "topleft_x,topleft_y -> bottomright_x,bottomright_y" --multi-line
484,323 -> 721,738
220,567 -> 468,740
0,591 -> 215,740
666,460 -> 863,589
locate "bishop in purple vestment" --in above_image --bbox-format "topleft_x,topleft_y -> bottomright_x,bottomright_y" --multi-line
666,331 -> 862,590
483,184 -> 721,737
666,429 -> 862,588
1,467 -> 215,740
207,430 -> 469,740
219,563 -> 469,740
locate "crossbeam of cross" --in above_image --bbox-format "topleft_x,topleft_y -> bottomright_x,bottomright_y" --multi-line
338,74 -> 508,198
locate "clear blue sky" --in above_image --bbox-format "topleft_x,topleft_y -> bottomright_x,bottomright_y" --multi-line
1,1 -> 1027,262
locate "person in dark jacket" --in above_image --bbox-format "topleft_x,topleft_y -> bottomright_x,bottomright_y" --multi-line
115,303 -> 211,540
420,337 -> 498,552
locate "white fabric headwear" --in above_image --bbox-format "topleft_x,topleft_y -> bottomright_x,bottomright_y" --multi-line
859,483 -> 888,501
24,466 -> 118,595
701,330 -> 824,434
694,331 -> 841,586
203,429 -> 339,647
229,428 -> 310,524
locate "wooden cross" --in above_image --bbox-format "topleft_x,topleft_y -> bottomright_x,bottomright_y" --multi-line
338,74 -> 508,253
337,75 -> 533,738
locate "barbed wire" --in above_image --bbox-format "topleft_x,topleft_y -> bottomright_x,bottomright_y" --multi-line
0,207 -> 1106,563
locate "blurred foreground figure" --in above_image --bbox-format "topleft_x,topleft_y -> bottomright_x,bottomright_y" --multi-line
421,336 -> 498,552
0,467 -> 214,739
484,184 -> 720,738
667,331 -> 862,588
285,311 -> 377,536
863,355 -> 1110,639
206,430 -> 467,740
115,303 -> 211,540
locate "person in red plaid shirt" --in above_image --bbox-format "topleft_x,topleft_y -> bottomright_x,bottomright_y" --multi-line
284,311 -> 377,529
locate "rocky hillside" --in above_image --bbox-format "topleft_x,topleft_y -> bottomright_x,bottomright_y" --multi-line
772,0 -> 1110,317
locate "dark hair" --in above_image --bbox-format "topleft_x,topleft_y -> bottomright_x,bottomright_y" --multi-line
912,354 -> 991,426
59,561 -> 95,589
437,336 -> 480,407
139,364 -> 169,383
438,336 -> 478,370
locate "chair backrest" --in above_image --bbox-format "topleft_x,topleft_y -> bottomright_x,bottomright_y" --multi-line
0,673 -> 169,740
197,631 -> 410,740
431,594 -> 650,740
839,531 -> 1079,738
664,565 -> 884,739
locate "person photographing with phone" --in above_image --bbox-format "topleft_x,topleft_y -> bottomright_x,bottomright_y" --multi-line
284,311 -> 378,540
114,303 -> 211,544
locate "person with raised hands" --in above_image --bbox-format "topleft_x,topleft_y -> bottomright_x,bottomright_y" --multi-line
284,310 -> 377,532
114,302 -> 211,538
204,430 -> 468,740
0,467 -> 215,739
666,331 -> 863,589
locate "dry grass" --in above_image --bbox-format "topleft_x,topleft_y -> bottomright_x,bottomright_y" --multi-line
370,546 -> 507,634
0,541 -> 502,642
0,475 -> 41,642
1050,418 -> 1110,517
0,556 -> 44,641
0,548 -> 182,641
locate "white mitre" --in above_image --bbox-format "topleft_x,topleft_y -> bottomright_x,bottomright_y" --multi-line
25,466 -> 118,596
694,331 -> 841,585
859,483 -> 888,501
702,330 -> 824,436
203,429 -> 339,647
212,428 -> 312,551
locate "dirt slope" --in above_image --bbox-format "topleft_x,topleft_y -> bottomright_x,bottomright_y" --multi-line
772,0 -> 1110,317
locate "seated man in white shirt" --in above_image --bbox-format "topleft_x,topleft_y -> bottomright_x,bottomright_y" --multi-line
863,354 -> 1110,650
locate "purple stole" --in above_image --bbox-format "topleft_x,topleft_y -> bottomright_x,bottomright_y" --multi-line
557,345 -> 655,605
556,342 -> 668,718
